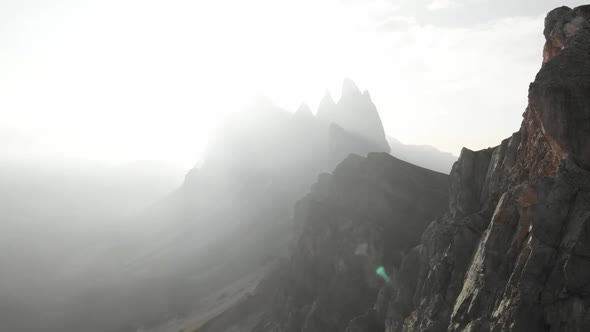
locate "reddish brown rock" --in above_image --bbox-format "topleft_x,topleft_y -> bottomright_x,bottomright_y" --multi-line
543,6 -> 590,63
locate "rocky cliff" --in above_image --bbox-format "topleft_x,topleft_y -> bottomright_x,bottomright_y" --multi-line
197,5 -> 590,332
197,153 -> 449,332
392,6 -> 590,331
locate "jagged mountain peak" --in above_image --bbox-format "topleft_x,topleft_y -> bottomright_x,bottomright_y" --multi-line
315,79 -> 391,153
291,103 -> 317,130
341,77 -> 362,98
320,90 -> 336,106
294,103 -> 313,117
336,80 -> 390,153
316,91 -> 337,121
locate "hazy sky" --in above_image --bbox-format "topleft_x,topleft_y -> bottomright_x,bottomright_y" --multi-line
1,0 -> 586,169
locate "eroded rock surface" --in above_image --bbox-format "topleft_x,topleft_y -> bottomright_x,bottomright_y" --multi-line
391,5 -> 590,332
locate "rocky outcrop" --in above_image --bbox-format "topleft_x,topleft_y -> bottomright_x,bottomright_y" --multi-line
543,6 -> 590,63
536,6 -> 590,169
386,5 -> 590,332
197,153 -> 449,332
385,147 -> 500,332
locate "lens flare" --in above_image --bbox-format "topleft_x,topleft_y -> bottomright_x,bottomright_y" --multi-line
376,266 -> 391,283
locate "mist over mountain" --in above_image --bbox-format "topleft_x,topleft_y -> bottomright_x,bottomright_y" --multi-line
124,79 -> 395,331
0,159 -> 184,332
195,6 -> 590,332
387,136 -> 458,174
0,159 -> 183,222
0,78 -> 400,332
3,3 -> 590,332
318,78 -> 391,156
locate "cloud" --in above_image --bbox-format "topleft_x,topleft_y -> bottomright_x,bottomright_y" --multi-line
362,14 -> 546,154
427,0 -> 460,11
377,16 -> 417,31
0,0 -> 570,164
341,0 -> 402,22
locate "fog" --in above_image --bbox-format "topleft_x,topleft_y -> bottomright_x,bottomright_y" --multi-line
0,159 -> 185,331
0,104 -> 311,332
0,78 -> 459,331
8,1 -> 583,331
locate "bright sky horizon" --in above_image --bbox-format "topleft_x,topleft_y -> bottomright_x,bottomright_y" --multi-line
1,0 -> 587,169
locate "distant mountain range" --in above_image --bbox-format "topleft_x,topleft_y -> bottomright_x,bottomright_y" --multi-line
387,136 -> 457,174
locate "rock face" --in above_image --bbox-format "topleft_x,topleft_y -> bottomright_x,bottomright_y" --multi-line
197,6 -> 590,332
388,6 -> 590,331
543,6 -> 590,64
197,153 -> 449,332
536,6 -> 590,169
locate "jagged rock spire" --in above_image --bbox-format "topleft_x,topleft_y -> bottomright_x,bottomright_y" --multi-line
341,77 -> 362,97
316,91 -> 337,122
336,79 -> 390,153
294,103 -> 313,117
